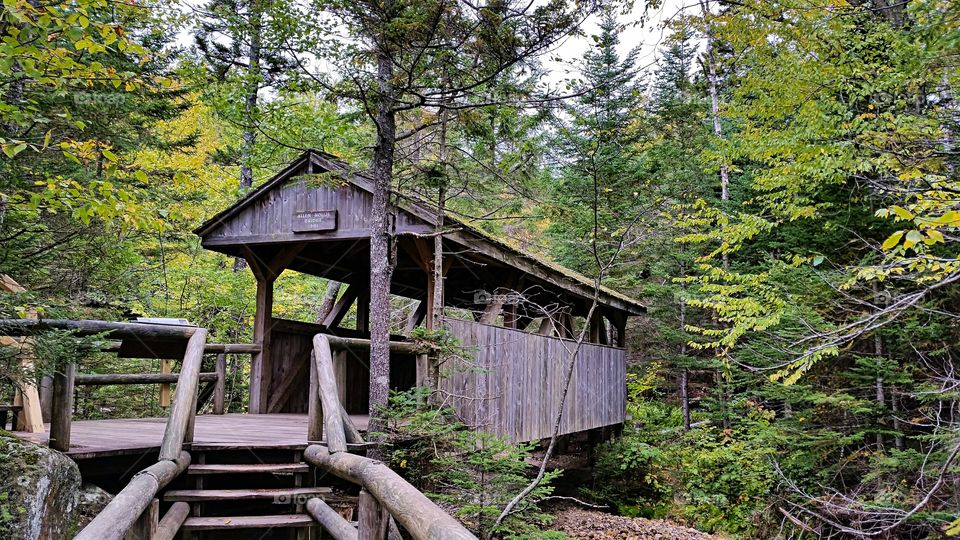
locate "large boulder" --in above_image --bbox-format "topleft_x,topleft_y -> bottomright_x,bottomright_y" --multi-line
0,432 -> 108,539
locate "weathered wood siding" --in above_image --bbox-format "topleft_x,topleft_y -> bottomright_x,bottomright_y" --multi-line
203,168 -> 430,246
441,318 -> 626,443
266,321 -> 418,414
266,326 -> 313,413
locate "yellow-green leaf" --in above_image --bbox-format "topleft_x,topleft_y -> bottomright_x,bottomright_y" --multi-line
891,206 -> 913,220
903,230 -> 923,249
881,231 -> 903,250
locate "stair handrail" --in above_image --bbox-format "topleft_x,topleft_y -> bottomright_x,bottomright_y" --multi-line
305,333 -> 478,540
74,328 -> 208,540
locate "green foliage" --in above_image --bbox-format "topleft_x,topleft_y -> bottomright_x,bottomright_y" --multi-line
591,397 -> 777,536
379,387 -> 562,539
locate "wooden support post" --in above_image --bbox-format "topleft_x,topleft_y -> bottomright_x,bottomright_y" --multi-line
159,360 -> 171,407
609,311 -> 627,347
503,303 -> 519,329
39,374 -> 52,423
160,329 -> 207,460
306,498 -> 358,540
250,276 -> 274,414
213,353 -> 226,414
537,316 -> 555,336
1,275 -> 44,433
313,334 -> 347,454
49,362 -> 75,452
589,310 -> 607,345
307,351 -> 323,442
124,498 -> 158,540
155,502 -> 190,540
479,293 -> 505,325
405,300 -> 427,335
356,286 -> 370,333
358,489 -> 388,540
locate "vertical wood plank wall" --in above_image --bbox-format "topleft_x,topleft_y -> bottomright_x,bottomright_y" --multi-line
441,318 -> 626,443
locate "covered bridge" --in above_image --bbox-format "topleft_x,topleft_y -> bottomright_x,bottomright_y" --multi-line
195,150 -> 644,442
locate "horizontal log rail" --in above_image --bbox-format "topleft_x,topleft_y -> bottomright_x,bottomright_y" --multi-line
306,333 -> 477,540
0,318 -> 198,339
326,334 -> 421,355
74,372 -> 218,386
99,340 -> 260,354
73,328 -> 209,540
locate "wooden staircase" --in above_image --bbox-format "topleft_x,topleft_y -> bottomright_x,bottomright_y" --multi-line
162,447 -> 354,539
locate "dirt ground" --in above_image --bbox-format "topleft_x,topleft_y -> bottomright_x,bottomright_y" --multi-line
550,504 -> 723,540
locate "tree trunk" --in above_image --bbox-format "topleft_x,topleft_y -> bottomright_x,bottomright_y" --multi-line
240,1 -> 261,192
316,281 -> 343,323
234,1 -> 262,272
367,28 -> 397,457
679,297 -> 690,431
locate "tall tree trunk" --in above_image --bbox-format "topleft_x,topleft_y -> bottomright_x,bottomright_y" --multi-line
702,0 -> 732,431
428,92 -> 449,393
702,0 -> 729,273
679,299 -> 691,431
367,29 -> 397,457
234,1 -> 262,272
874,284 -> 886,448
240,1 -> 261,192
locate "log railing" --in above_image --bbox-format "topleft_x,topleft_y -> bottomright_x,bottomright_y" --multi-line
74,328 -> 208,540
0,318 -> 259,449
304,333 -> 477,540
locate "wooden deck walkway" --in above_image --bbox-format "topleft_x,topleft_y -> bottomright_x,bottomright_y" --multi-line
12,413 -> 369,459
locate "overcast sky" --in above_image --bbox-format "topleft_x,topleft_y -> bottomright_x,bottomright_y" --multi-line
544,0 -> 695,84
176,0 -> 696,90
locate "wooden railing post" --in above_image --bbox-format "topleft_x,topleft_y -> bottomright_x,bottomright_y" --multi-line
312,334 -> 346,453
154,502 -> 189,540
160,328 -> 207,460
213,353 -> 226,415
306,498 -> 358,540
49,362 -> 75,452
124,498 -> 158,540
358,489 -> 389,540
307,350 -> 323,442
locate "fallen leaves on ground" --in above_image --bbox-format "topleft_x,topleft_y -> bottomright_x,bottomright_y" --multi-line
551,504 -> 723,540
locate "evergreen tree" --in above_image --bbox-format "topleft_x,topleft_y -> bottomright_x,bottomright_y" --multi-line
549,10 -> 646,275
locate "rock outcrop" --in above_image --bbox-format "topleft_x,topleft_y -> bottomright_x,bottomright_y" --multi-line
0,432 -> 110,539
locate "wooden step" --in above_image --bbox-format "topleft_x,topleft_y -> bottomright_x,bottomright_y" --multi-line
182,514 -> 314,530
187,463 -> 309,475
164,487 -> 332,502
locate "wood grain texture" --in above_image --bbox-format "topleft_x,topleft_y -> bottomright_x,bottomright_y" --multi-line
441,318 -> 625,442
314,334 -> 347,453
164,487 -> 332,502
304,445 -> 477,540
358,489 -> 388,540
12,412 -> 371,458
75,452 -> 190,540
307,497 -> 358,540
154,501 -> 189,540
49,362 -> 75,452
159,328 -> 207,460
182,514 -> 315,530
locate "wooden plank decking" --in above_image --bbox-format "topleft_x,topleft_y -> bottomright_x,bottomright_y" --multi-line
11,413 -> 369,459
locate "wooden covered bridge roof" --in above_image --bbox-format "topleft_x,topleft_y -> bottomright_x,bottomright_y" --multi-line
194,150 -> 644,318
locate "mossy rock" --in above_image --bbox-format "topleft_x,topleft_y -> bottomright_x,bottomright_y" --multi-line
0,432 -> 91,539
